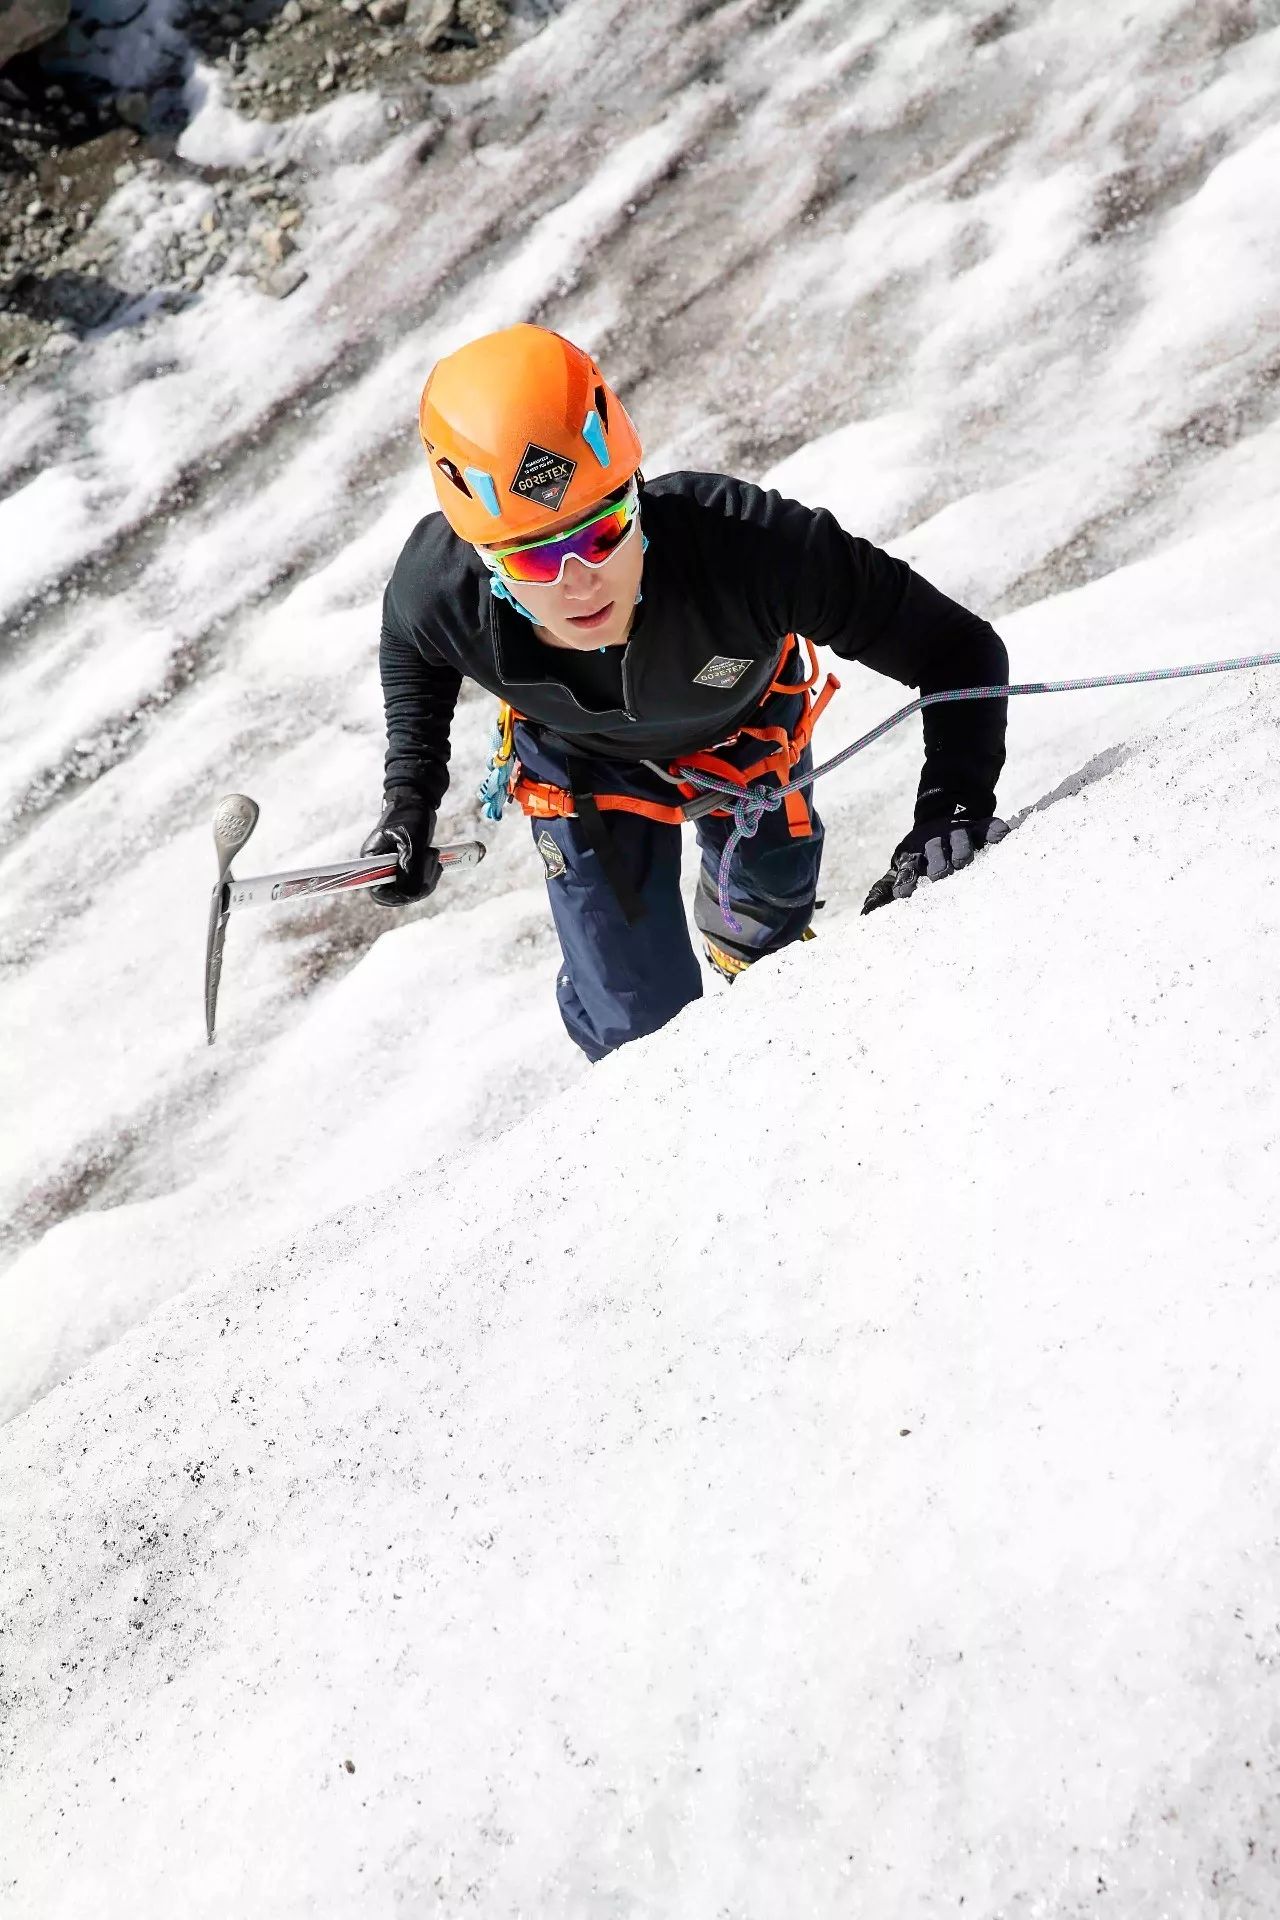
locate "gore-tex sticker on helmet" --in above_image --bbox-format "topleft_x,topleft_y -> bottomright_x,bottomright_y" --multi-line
537,830 -> 566,880
511,443 -> 578,513
693,655 -> 753,690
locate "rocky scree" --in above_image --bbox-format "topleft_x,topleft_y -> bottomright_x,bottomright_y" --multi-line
0,0 -> 515,379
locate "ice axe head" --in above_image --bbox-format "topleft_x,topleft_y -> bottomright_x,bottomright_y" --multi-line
212,794 -> 260,883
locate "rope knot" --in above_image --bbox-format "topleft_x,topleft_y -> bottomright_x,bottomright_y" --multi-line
733,783 -> 782,838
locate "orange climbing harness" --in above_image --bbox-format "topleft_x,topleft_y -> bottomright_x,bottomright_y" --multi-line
502,634 -> 841,840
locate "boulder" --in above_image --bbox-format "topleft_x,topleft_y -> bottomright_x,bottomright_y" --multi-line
406,0 -> 453,37
0,0 -> 71,71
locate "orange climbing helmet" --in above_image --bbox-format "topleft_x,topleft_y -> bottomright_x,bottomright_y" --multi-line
418,323 -> 643,546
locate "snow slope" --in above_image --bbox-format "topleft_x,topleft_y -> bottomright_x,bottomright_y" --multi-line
4,0 -> 1280,1909
4,632 -> 1280,1915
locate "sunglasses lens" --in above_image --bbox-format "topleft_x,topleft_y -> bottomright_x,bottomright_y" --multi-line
501,544 -> 570,586
497,496 -> 635,584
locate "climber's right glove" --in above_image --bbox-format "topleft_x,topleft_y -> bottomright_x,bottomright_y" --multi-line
360,789 -> 441,908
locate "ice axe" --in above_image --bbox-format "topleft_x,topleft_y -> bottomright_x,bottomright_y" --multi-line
204,793 -> 486,1044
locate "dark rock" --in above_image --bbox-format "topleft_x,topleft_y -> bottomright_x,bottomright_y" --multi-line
0,0 -> 71,71
114,87 -> 148,127
263,258 -> 306,297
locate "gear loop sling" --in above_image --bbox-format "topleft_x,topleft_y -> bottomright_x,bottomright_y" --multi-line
484,634 -> 841,864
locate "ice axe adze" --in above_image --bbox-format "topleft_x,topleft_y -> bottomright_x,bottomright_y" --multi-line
204,793 -> 486,1044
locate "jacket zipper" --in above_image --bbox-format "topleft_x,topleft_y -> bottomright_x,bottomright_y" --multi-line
489,598 -> 638,722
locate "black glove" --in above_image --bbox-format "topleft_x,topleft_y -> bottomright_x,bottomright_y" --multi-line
360,789 -> 441,908
861,811 -> 1010,914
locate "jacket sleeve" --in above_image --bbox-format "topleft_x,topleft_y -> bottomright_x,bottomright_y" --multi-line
732,481 -> 1009,825
378,585 -> 463,811
856,569 -> 1009,826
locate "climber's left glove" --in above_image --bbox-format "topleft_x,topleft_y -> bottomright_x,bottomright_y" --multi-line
861,812 -> 1010,915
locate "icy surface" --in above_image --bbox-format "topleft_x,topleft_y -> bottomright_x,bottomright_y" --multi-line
4,657 -> 1280,1916
3,0 -> 1280,1912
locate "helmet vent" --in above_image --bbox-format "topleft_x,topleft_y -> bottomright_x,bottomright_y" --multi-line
594,383 -> 610,431
436,457 -> 473,499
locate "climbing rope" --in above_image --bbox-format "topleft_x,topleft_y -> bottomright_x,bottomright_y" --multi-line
677,648 -> 1280,934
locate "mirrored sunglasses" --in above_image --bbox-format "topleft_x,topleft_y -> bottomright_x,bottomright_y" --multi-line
485,482 -> 640,587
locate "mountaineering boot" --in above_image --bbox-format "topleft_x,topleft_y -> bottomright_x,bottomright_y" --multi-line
702,926 -> 816,983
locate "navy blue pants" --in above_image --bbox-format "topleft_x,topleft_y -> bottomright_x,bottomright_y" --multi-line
515,710 -> 824,1062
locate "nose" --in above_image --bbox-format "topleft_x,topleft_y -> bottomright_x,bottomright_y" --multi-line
559,556 -> 596,602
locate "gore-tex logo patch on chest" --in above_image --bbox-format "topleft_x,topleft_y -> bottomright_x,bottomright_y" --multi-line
693,655 -> 753,690
510,443 -> 577,512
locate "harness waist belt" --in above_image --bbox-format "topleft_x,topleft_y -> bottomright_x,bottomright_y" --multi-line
508,634 -> 840,840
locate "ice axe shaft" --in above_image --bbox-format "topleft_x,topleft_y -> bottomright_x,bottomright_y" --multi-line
203,793 -> 485,1044
225,844 -> 484,909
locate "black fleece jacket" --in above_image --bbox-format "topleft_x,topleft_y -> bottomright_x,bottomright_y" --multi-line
378,469 -> 1008,824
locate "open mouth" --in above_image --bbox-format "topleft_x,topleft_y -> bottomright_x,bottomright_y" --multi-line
566,602 -> 615,630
